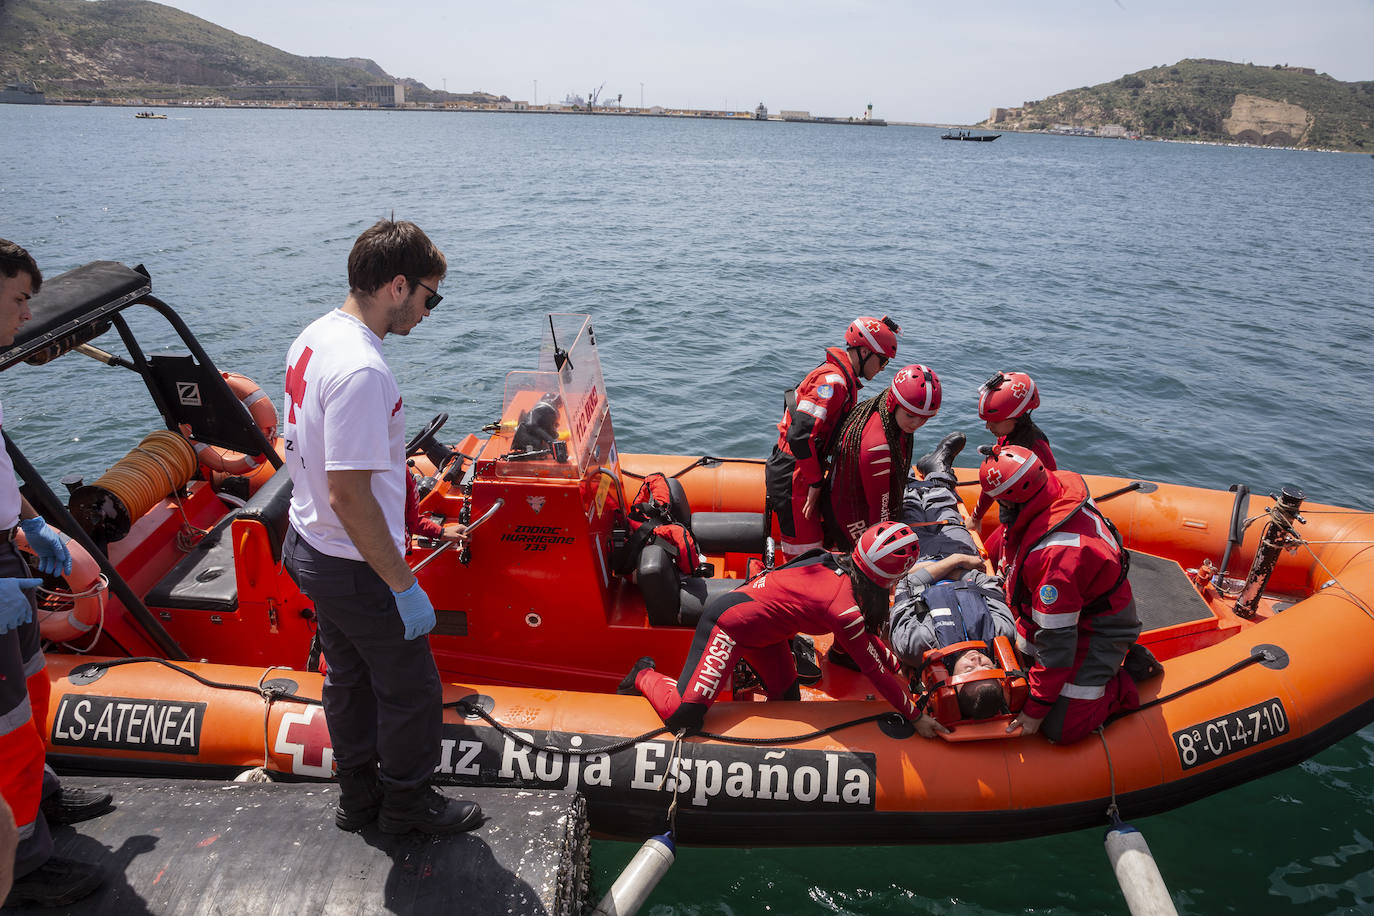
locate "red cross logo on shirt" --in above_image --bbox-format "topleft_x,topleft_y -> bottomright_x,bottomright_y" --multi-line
285,347 -> 313,424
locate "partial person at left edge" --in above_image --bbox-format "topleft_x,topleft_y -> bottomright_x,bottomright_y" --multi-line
0,240 -> 114,909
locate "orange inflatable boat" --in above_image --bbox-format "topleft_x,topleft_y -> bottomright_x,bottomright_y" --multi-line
8,262 -> 1374,845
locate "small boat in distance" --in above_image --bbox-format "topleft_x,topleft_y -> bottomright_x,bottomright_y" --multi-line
941,130 -> 999,141
134,111 -> 167,119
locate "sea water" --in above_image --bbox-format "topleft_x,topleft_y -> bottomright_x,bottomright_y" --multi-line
3,104 -> 1373,913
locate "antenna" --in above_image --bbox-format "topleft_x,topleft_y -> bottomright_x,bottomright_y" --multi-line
550,316 -> 572,372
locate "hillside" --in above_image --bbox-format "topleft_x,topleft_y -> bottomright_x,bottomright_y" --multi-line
984,59 -> 1374,152
0,0 -> 494,103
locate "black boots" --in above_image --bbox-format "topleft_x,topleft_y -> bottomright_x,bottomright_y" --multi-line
378,783 -> 483,835
916,432 -> 967,478
40,785 -> 114,825
335,761 -> 384,831
3,856 -> 103,908
791,636 -> 822,684
1124,643 -> 1164,683
617,656 -> 656,695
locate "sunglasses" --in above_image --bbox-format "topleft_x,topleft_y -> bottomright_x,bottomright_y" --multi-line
412,279 -> 443,311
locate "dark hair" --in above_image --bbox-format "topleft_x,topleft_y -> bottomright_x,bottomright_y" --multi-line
834,552 -> 893,634
1007,415 -> 1050,451
957,679 -> 1007,720
828,394 -> 910,551
346,220 -> 446,295
945,647 -> 1009,720
0,239 -> 42,292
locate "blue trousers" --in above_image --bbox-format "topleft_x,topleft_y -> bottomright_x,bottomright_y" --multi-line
282,527 -> 441,789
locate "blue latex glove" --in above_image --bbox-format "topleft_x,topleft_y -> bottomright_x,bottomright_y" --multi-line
19,517 -> 72,577
0,577 -> 42,634
393,582 -> 436,640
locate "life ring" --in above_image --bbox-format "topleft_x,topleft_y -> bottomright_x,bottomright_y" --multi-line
15,529 -> 107,643
184,372 -> 279,477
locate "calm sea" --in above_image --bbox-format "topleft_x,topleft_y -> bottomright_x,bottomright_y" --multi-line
3,105 -> 1373,914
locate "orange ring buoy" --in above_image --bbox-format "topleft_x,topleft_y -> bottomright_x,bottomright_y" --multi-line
185,372 -> 279,477
15,529 -> 107,643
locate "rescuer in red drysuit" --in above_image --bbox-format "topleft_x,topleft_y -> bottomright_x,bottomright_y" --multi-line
981,445 -> 1154,744
622,522 -> 947,738
972,371 -> 1058,527
825,364 -> 944,552
766,317 -> 899,561
404,470 -> 444,541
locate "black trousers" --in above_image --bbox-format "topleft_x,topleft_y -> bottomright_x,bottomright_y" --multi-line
282,527 -> 441,789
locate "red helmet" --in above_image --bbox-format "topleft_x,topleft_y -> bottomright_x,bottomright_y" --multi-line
845,316 -> 900,359
978,445 -> 1047,504
886,364 -> 941,418
978,371 -> 1039,422
852,521 -> 921,587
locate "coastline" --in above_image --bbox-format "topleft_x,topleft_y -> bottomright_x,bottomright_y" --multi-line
12,97 -> 1365,151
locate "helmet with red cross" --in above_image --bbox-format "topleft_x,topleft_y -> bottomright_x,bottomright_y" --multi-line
845,316 -> 900,360
978,371 -> 1039,422
978,444 -> 1048,504
852,521 -> 921,588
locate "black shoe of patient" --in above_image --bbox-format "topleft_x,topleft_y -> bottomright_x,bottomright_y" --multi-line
792,635 -> 822,684
618,656 -> 656,695
1124,643 -> 1164,683
916,432 -> 967,478
827,644 -> 862,672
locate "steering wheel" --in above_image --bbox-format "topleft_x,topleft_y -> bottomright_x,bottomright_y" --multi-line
406,412 -> 449,460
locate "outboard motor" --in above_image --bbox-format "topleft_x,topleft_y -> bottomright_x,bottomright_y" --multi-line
1233,485 -> 1305,619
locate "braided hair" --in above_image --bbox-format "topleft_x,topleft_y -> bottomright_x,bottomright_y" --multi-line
827,394 -> 911,550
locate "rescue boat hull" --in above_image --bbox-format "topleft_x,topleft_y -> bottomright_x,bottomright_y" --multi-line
41,513 -> 1374,848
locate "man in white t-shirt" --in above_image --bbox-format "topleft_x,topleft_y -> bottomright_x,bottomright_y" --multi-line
281,220 -> 481,836
1,240 -> 112,908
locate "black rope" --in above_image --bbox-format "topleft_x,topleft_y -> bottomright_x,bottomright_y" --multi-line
447,697 -> 899,752
74,658 -> 899,757
1093,481 -> 1144,503
443,698 -> 671,756
697,712 -> 898,745
72,657 -> 324,704
622,455 -> 768,481
1108,652 -> 1268,724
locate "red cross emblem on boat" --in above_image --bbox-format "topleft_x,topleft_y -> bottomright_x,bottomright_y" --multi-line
273,704 -> 334,778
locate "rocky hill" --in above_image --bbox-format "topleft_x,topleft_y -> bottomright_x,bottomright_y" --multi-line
0,0 -> 497,104
984,59 -> 1374,152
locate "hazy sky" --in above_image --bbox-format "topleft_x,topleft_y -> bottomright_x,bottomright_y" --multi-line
159,0 -> 1373,123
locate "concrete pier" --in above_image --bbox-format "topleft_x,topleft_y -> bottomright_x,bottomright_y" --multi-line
10,777 -> 589,915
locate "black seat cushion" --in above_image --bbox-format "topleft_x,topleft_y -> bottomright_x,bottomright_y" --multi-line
145,470 -> 293,613
638,543 -> 739,628
691,512 -> 767,555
